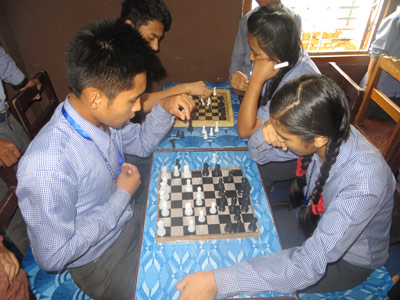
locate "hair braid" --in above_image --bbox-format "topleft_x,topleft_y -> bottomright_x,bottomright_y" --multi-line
289,155 -> 312,209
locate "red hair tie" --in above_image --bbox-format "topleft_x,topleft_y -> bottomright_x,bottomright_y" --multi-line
312,194 -> 325,215
296,157 -> 306,177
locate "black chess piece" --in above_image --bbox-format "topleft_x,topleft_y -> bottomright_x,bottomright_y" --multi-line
234,210 -> 241,222
187,120 -> 193,132
202,163 -> 209,176
170,139 -> 176,149
218,198 -> 226,212
180,131 -> 185,139
175,158 -> 181,169
224,220 -> 233,234
241,203 -> 249,213
226,171 -> 234,183
218,178 -> 224,191
231,195 -> 238,206
213,164 -> 222,177
248,217 -> 258,233
176,129 -> 180,138
235,220 -> 243,233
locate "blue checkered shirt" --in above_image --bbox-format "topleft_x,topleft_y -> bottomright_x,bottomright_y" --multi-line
17,97 -> 174,271
213,124 -> 395,297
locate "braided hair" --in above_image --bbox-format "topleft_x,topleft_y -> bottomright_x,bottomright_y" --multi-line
270,73 -> 351,237
247,5 -> 301,102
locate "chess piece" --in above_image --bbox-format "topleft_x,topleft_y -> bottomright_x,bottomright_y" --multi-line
248,217 -> 258,233
188,219 -> 196,233
213,164 -> 222,177
241,203 -> 249,212
207,97 -> 211,107
161,166 -> 168,182
180,131 -> 185,139
196,187 -> 202,206
185,179 -> 193,192
198,210 -> 206,223
188,120 -> 193,132
202,125 -> 206,134
185,202 -> 193,216
202,163 -> 209,176
175,158 -> 181,169
200,97 -> 205,106
183,164 -> 191,178
218,178 -> 224,191
157,220 -> 166,237
215,121 -> 219,133
203,130 -> 208,140
231,195 -> 238,206
173,165 -> 180,177
226,170 -> 234,183
176,129 -> 180,138
170,139 -> 176,149
209,127 -> 214,137
161,201 -> 169,217
210,201 -> 217,214
211,153 -> 217,164
213,87 -> 217,96
224,219 -> 233,234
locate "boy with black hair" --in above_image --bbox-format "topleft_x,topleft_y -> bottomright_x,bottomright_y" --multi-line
16,19 -> 194,300
120,0 -> 211,114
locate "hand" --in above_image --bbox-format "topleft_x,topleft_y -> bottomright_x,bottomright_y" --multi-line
262,120 -> 287,151
251,58 -> 279,87
160,94 -> 195,121
116,163 -> 141,196
0,244 -> 20,282
0,139 -> 21,167
184,81 -> 212,98
22,78 -> 42,100
230,71 -> 249,92
177,271 -> 218,300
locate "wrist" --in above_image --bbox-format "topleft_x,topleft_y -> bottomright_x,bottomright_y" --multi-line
12,77 -> 29,91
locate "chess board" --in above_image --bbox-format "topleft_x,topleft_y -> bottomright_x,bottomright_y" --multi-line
174,89 -> 234,128
156,166 -> 260,243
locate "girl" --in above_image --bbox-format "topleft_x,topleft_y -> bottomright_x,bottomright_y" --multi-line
237,5 -> 319,139
177,74 -> 395,299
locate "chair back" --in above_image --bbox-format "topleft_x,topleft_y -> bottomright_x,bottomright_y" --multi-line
353,55 -> 400,171
0,167 -> 18,231
319,62 -> 365,121
10,70 -> 59,140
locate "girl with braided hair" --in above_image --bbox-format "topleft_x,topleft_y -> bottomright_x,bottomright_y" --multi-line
176,74 -> 395,300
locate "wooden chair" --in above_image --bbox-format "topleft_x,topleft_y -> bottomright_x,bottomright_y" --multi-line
1,70 -> 59,231
353,55 -> 400,172
9,70 -> 59,140
319,62 -> 365,121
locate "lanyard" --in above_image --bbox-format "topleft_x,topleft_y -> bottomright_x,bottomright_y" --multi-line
62,105 -> 123,183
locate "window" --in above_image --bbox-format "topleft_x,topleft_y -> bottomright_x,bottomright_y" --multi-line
250,0 -> 388,53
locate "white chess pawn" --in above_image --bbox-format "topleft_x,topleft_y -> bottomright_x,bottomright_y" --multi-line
161,201 -> 169,217
185,202 -> 193,216
202,125 -> 206,134
188,219 -> 196,233
159,198 -> 167,209
210,201 -> 217,214
159,181 -> 167,193
203,130 -> 208,140
200,97 -> 205,106
196,190 -> 203,206
213,87 -> 217,96
159,190 -> 169,202
207,97 -> 211,107
183,164 -> 191,178
209,127 -> 214,137
211,153 -> 217,164
185,179 -> 193,192
161,166 -> 168,181
157,220 -> 166,237
215,121 -> 219,133
173,165 -> 180,177
198,210 -> 206,223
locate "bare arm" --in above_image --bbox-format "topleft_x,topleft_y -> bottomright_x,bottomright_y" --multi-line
141,81 -> 211,113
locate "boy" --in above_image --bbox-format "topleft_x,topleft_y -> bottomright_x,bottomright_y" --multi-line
120,0 -> 211,114
16,19 -> 194,300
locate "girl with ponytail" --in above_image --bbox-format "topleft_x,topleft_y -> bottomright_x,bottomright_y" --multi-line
177,74 -> 395,299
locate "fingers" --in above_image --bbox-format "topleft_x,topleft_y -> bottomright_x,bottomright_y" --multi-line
0,246 -> 20,282
0,140 -> 21,167
175,95 -> 195,121
231,71 -> 249,92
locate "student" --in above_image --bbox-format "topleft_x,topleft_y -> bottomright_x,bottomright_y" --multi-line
16,19 -> 194,300
229,0 -> 302,96
120,0 -> 211,115
237,5 -> 318,189
176,74 -> 395,299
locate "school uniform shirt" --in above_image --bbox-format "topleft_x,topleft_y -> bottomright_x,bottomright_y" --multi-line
229,4 -> 302,81
257,50 -> 320,122
0,46 -> 25,111
16,97 -> 174,272
368,9 -> 400,98
213,109 -> 395,297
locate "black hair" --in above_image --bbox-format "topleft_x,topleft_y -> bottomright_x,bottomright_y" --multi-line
247,5 -> 301,102
120,0 -> 172,32
270,73 -> 351,237
65,19 -> 165,100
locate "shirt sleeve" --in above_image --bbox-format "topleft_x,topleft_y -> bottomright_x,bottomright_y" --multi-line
0,47 -> 26,86
17,167 -> 132,272
122,102 -> 175,156
369,12 -> 400,57
229,16 -> 248,80
213,182 -> 388,297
